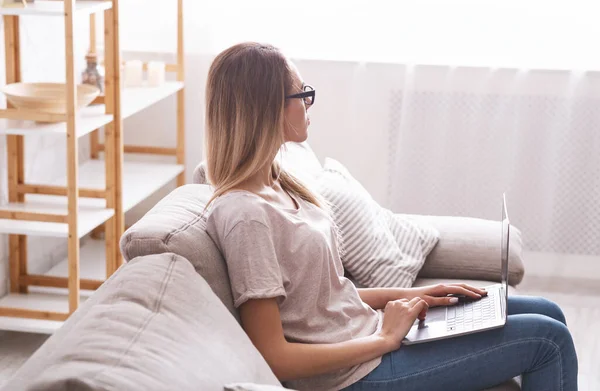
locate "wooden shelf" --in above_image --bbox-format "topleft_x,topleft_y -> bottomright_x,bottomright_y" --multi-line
0,0 -> 185,328
0,291 -> 90,334
0,82 -> 182,138
0,111 -> 113,137
43,237 -> 106,281
82,160 -> 183,212
0,195 -> 114,238
0,1 -> 111,17
43,159 -> 184,212
0,160 -> 182,238
117,160 -> 184,211
0,294 -> 67,334
0,238 -> 103,334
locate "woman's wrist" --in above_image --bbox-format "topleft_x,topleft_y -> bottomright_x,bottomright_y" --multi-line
372,331 -> 400,354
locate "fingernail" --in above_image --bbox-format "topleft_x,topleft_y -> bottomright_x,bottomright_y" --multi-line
449,297 -> 458,304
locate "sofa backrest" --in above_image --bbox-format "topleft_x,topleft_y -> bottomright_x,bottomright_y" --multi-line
3,253 -> 280,391
120,184 -> 239,318
121,142 -> 324,321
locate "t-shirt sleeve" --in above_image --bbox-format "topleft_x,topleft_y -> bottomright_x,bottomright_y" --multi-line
221,220 -> 287,308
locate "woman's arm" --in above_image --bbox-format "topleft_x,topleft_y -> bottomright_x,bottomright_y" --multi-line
239,297 -> 425,382
357,283 -> 488,310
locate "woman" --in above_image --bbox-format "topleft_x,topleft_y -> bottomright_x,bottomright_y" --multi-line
204,42 -> 578,391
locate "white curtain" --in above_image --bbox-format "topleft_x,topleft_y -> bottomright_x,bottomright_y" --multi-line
388,67 -> 600,256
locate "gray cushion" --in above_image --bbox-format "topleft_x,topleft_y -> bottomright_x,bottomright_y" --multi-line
409,214 -> 525,286
193,160 -> 209,185
119,184 -> 239,321
6,253 -> 280,391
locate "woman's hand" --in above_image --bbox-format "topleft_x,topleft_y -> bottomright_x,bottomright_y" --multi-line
407,284 -> 488,307
377,298 -> 429,351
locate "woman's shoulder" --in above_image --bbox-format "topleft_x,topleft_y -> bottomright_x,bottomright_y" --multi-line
206,190 -> 273,230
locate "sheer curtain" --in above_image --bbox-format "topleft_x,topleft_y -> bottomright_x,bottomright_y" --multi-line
387,67 -> 600,256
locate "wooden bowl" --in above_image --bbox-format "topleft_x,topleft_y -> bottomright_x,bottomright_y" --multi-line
1,82 -> 100,121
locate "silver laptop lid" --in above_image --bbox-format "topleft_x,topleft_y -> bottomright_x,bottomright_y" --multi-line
501,193 -> 510,317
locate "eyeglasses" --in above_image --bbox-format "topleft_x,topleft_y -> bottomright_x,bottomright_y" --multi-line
285,84 -> 315,106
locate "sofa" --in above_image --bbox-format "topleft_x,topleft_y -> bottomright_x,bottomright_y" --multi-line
2,142 -> 524,391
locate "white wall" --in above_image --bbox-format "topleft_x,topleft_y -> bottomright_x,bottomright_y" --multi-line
120,0 -> 600,69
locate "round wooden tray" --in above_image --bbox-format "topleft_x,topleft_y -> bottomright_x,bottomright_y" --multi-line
2,82 -> 100,122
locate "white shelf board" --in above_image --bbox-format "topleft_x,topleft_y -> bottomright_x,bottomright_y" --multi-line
86,81 -> 184,120
122,81 -> 184,118
0,195 -> 114,238
0,292 -> 90,334
0,238 -> 104,334
43,159 -> 184,212
44,237 -> 107,281
0,1 -> 111,17
0,295 -> 65,334
0,160 -> 181,238
118,160 -> 184,211
0,111 -> 113,137
0,291 -> 93,334
0,313 -> 62,334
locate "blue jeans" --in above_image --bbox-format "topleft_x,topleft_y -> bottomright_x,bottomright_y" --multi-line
342,296 -> 578,391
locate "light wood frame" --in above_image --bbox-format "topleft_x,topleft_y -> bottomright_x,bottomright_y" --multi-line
88,0 -> 185,251
0,0 -> 183,323
0,1 -> 120,321
90,0 -> 185,175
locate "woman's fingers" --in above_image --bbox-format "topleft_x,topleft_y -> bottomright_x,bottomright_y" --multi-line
408,297 -> 422,306
444,285 -> 482,299
428,295 -> 463,307
456,283 -> 488,296
410,298 -> 429,315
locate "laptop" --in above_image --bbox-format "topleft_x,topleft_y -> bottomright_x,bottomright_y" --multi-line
402,193 -> 510,345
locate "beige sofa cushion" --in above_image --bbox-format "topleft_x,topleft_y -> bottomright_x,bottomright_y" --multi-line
409,215 -> 525,286
8,253 -> 280,391
119,184 -> 239,320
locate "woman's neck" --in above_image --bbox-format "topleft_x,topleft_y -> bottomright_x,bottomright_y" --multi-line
237,163 -> 276,193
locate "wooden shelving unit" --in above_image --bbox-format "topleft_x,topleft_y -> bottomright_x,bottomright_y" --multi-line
0,0 -> 185,334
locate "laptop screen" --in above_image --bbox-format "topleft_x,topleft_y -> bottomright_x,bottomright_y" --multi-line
501,193 -> 510,306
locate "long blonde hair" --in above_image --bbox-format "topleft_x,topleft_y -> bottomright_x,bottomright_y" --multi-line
204,42 -> 323,209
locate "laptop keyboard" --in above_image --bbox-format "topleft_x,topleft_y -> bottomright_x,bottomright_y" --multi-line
446,289 -> 498,332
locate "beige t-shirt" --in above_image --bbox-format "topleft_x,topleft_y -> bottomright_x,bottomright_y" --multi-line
205,190 -> 382,391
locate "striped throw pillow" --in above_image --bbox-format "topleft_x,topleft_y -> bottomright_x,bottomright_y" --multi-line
316,158 -> 439,288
